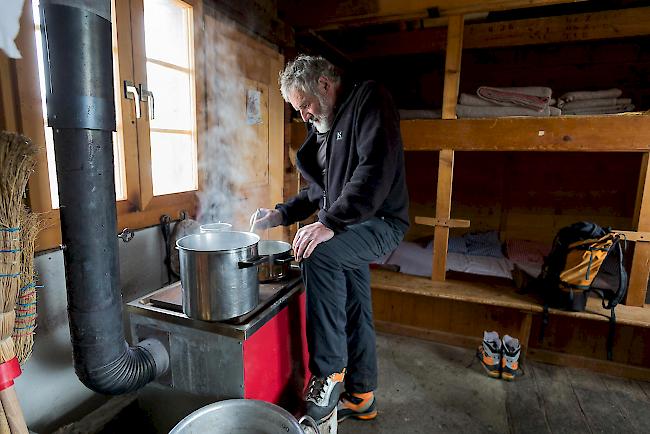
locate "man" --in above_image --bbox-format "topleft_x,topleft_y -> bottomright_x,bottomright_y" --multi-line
251,54 -> 409,425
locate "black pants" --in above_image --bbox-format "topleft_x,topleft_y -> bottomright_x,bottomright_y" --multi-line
300,216 -> 405,393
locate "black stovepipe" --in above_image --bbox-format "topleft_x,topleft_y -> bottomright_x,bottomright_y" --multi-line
40,0 -> 168,394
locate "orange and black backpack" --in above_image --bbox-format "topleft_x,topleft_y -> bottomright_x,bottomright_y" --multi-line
538,221 -> 628,360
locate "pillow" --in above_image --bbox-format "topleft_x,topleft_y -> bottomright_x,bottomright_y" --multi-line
425,236 -> 467,254
464,231 -> 504,258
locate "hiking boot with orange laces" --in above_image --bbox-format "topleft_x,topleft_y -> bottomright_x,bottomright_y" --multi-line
501,335 -> 522,381
305,369 -> 346,422
337,391 -> 377,422
477,331 -> 502,378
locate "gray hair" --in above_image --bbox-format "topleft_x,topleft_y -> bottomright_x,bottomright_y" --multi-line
279,54 -> 341,102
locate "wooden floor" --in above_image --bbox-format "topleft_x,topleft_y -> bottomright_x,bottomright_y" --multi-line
340,333 -> 650,434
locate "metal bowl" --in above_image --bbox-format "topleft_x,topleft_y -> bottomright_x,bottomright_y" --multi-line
169,399 -> 306,433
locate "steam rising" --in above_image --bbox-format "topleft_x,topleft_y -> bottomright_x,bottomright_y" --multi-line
198,18 -> 269,230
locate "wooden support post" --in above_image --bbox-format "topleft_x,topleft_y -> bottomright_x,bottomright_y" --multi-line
0,54 -> 18,132
518,312 -> 533,359
626,153 -> 650,306
441,15 -> 464,120
432,15 -> 463,281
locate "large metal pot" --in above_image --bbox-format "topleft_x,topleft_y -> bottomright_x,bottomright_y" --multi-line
176,231 -> 260,321
256,240 -> 294,282
169,399 -> 319,434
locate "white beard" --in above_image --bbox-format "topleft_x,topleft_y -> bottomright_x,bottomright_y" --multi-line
313,118 -> 332,133
313,94 -> 334,133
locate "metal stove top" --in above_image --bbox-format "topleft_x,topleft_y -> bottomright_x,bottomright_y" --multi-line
126,267 -> 303,340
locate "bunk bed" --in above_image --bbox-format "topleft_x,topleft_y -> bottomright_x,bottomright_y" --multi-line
366,10 -> 650,379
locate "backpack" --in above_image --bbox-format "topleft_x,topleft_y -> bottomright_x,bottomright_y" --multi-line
538,221 -> 628,360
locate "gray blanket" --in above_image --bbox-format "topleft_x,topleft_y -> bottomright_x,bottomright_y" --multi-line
557,88 -> 623,107
560,98 -> 632,110
561,104 -> 635,115
457,104 -> 551,118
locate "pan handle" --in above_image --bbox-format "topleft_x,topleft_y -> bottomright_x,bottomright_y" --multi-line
238,256 -> 267,268
274,255 -> 295,264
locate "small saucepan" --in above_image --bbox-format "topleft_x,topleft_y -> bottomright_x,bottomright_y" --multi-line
238,240 -> 294,282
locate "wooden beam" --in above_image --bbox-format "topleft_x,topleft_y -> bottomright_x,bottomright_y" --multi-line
415,216 -> 470,228
0,54 -> 18,131
626,153 -> 650,306
433,150 -> 454,281
370,269 -> 650,328
613,230 -> 650,243
347,7 -> 650,59
281,0 -> 583,30
432,16 -> 463,281
441,15 -> 463,120
400,116 -> 650,152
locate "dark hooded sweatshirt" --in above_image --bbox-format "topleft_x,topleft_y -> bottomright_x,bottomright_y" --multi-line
276,80 -> 409,234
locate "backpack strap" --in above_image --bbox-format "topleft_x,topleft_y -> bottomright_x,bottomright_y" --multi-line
607,307 -> 616,361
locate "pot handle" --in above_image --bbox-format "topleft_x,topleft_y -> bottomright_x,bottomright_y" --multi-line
298,415 -> 319,434
274,255 -> 295,264
238,256 -> 267,268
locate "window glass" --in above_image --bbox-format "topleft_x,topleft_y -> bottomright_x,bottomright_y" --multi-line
144,0 -> 198,196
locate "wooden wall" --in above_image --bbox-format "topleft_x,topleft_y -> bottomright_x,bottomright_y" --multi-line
406,151 -> 641,243
354,36 -> 650,112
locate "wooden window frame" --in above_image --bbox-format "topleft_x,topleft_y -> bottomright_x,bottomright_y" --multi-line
10,0 -> 204,251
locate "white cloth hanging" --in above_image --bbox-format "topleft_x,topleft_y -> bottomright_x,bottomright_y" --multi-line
0,0 -> 24,59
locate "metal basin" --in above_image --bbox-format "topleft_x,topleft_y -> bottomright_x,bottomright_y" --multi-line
169,399 -> 309,434
176,231 -> 260,321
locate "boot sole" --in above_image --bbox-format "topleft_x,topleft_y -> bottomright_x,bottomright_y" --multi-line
338,410 -> 378,422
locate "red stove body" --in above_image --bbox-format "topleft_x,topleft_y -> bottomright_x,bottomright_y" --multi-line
127,269 -> 310,410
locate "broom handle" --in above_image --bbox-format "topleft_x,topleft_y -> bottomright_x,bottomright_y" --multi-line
0,386 -> 28,434
0,400 -> 11,433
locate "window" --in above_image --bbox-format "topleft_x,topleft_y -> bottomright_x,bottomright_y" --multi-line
14,0 -> 202,250
31,0 -> 127,208
142,0 -> 198,196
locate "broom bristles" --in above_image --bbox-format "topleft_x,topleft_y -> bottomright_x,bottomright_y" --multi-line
0,131 -> 38,363
13,208 -> 42,364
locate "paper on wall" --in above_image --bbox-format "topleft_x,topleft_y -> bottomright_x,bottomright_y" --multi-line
0,0 -> 24,59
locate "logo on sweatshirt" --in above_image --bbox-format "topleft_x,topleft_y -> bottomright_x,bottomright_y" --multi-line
336,131 -> 343,140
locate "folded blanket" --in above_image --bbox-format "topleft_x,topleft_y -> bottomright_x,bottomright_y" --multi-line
550,107 -> 562,116
557,88 -> 622,108
562,103 -> 635,115
459,93 -> 497,107
477,86 -> 552,111
560,98 -> 632,110
464,231 -> 504,258
457,104 -> 551,118
398,109 -> 442,120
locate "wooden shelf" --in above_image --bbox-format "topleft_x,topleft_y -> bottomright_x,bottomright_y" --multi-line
400,114 -> 650,152
371,269 -> 650,328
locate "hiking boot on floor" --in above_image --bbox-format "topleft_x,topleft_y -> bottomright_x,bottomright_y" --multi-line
337,391 -> 377,422
477,331 -> 502,378
501,335 -> 522,381
305,369 -> 346,422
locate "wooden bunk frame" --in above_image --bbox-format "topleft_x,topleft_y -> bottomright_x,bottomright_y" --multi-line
363,8 -> 650,377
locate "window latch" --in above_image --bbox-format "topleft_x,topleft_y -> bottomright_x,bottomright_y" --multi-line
123,80 -> 141,119
139,84 -> 155,120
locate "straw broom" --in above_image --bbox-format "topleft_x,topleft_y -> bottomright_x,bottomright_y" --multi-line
12,208 -> 42,364
0,131 -> 37,434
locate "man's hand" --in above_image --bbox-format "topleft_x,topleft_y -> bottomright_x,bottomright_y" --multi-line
293,221 -> 334,261
250,208 -> 283,231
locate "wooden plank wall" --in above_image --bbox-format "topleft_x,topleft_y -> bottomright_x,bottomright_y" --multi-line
406,151 -> 640,243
